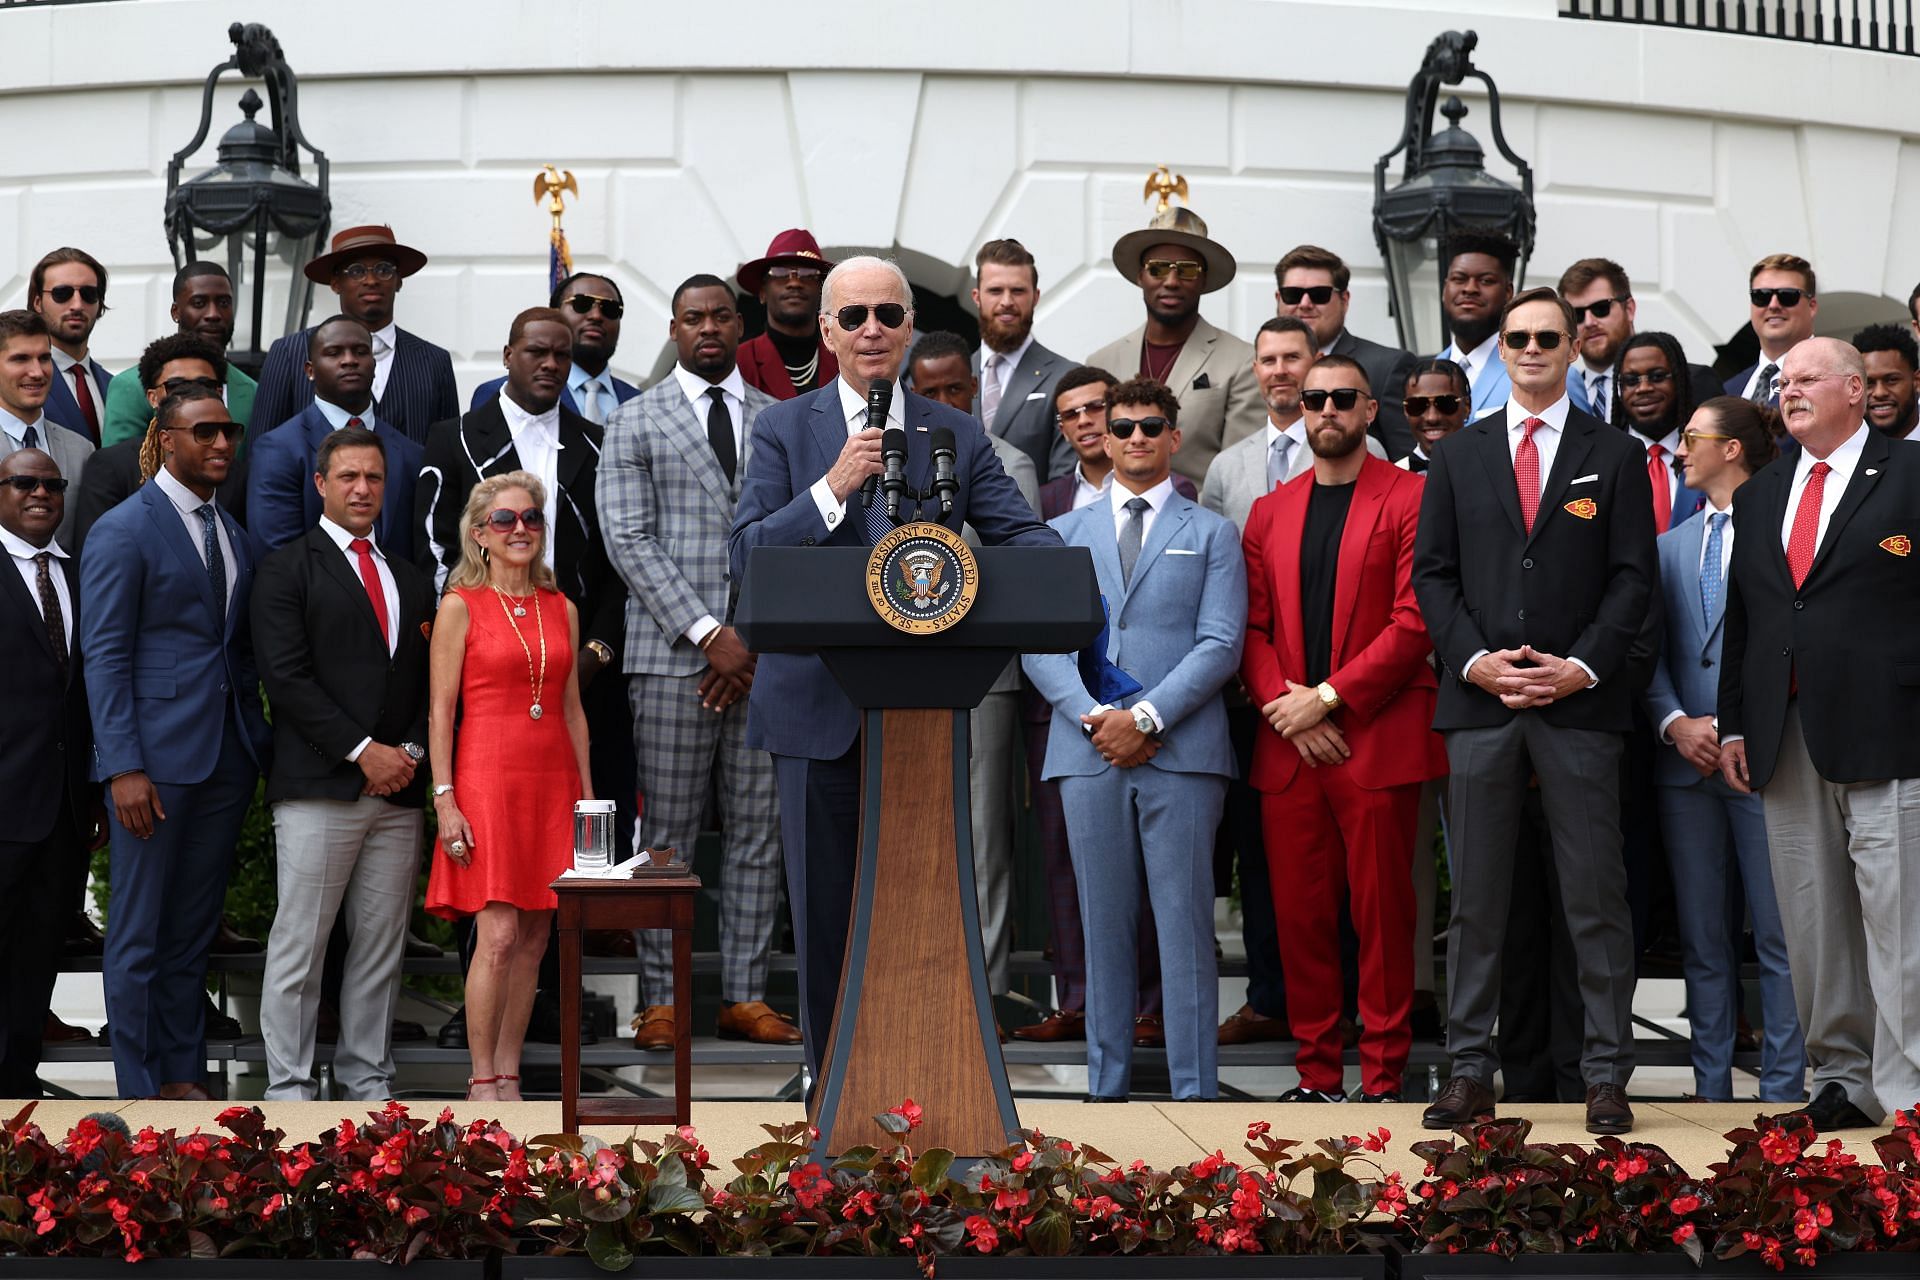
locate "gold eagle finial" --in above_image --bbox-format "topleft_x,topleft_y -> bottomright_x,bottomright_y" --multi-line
533,166 -> 579,230
1143,166 -> 1189,215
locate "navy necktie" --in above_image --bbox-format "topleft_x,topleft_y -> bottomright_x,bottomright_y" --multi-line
197,504 -> 227,622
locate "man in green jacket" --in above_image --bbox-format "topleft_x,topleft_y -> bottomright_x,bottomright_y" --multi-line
100,261 -> 255,452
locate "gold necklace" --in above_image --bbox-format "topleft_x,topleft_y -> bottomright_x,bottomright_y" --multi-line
492,585 -> 547,720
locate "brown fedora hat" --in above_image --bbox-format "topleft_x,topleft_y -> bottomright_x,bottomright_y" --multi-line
304,225 -> 429,284
736,228 -> 835,296
1111,206 -> 1236,294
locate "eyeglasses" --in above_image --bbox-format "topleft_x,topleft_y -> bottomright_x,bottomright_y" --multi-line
1750,287 -> 1807,309
1278,285 -> 1337,306
1,475 -> 69,494
1571,295 -> 1631,323
1056,398 -> 1108,423
1680,429 -> 1735,447
1502,329 -> 1568,351
1618,368 -> 1673,389
1108,416 -> 1171,439
1143,259 -> 1204,282
565,294 -> 624,320
161,375 -> 223,396
162,421 -> 244,445
767,266 -> 823,281
1301,387 -> 1369,411
1402,394 -> 1462,416
45,284 -> 102,306
335,261 -> 399,282
833,303 -> 908,332
484,506 -> 547,533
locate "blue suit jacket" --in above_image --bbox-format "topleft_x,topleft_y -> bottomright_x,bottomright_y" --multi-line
1022,491 -> 1245,780
469,372 -> 640,416
1436,347 -> 1510,421
44,356 -> 113,443
245,404 -> 424,558
728,382 -> 1059,759
79,482 -> 272,785
251,326 -> 458,447
1644,506 -> 1731,788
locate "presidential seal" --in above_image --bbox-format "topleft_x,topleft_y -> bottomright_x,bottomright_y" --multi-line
865,521 -> 980,635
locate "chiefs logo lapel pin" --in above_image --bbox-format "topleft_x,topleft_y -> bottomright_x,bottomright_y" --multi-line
1882,535 -> 1912,557
1562,498 -> 1598,520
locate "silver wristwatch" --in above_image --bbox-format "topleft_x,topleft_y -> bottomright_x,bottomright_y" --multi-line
400,742 -> 425,761
1130,706 -> 1156,735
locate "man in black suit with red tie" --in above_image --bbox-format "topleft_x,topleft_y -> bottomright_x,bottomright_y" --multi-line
1719,336 -> 1920,1130
0,448 -> 95,1097
1413,286 -> 1657,1136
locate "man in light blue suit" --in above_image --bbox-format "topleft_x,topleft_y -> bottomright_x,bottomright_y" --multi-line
80,386 -> 272,1099
1644,398 -> 1804,1102
470,273 -> 641,422
248,317 -> 423,558
729,256 -> 1058,1078
1023,375 -> 1245,1101
1434,234 -> 1515,422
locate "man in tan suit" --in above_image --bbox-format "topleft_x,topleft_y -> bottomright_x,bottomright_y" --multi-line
1086,205 -> 1265,487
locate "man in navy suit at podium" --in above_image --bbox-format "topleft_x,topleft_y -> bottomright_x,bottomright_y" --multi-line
729,255 -> 1059,1076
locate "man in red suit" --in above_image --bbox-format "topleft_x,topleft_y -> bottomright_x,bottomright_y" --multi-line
734,230 -> 838,400
1240,354 -> 1446,1102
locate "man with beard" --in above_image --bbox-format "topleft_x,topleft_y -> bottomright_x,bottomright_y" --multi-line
1436,234 -> 1516,421
1615,332 -> 1708,533
970,239 -> 1076,481
470,273 -> 640,423
1853,323 -> 1919,440
1088,205 -> 1264,486
1241,355 -> 1444,1102
28,248 -> 113,445
1274,244 -> 1416,461
1559,258 -> 1723,419
735,230 -> 837,399
101,263 -> 256,449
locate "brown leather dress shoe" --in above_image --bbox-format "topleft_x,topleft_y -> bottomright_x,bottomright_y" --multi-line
1422,1075 -> 1497,1129
1585,1082 -> 1634,1135
1010,1010 -> 1085,1042
632,1005 -> 675,1051
42,1012 -> 92,1043
1133,1015 -> 1165,1048
716,1000 -> 802,1045
1217,1003 -> 1290,1045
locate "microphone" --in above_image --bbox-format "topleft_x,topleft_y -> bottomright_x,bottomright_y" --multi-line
881,427 -> 909,522
860,381 -> 894,509
71,1111 -> 131,1173
930,427 -> 958,517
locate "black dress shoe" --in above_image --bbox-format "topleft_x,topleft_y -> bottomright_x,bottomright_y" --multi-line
1422,1075 -> 1496,1129
64,913 -> 106,957
525,991 -> 598,1045
390,1018 -> 428,1043
212,916 -> 263,954
1798,1081 -> 1876,1131
1279,1086 -> 1345,1103
1585,1082 -> 1634,1135
403,930 -> 443,960
203,997 -> 245,1041
1361,1091 -> 1402,1103
437,1005 -> 468,1050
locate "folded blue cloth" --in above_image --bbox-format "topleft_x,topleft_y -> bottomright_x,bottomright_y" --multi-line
1078,594 -> 1143,704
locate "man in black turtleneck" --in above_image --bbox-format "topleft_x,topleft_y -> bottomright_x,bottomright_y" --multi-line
734,229 -> 839,399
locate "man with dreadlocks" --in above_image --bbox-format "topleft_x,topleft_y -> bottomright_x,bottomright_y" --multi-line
1614,331 -> 1708,534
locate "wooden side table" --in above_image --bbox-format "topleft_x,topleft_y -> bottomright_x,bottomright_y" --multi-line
550,872 -> 701,1132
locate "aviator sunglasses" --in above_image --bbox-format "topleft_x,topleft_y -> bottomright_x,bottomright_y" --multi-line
1571,295 -> 1631,324
44,284 -> 103,306
833,303 -> 908,331
1108,416 -> 1171,439
484,507 -> 547,532
565,294 -> 624,320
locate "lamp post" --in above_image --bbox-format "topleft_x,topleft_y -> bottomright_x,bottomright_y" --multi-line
164,22 -> 329,377
1372,30 -> 1534,355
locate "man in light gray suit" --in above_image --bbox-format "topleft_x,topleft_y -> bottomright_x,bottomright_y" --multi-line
1023,375 -> 1246,1101
970,240 -> 1076,483
0,312 -> 94,548
598,274 -> 799,1051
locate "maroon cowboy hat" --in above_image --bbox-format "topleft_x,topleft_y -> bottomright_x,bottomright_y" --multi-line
736,229 -> 835,296
303,225 -> 430,284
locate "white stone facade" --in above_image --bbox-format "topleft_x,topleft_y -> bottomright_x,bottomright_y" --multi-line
2,0 -> 1917,401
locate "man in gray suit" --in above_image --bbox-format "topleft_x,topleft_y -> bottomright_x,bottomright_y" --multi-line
970,239 -> 1076,483
598,274 -> 799,1051
1087,204 -> 1265,488
0,311 -> 94,548
1023,375 -> 1246,1102
1275,245 -> 1417,461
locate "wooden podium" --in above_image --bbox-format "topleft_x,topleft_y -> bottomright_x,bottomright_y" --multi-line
737,544 -> 1101,1158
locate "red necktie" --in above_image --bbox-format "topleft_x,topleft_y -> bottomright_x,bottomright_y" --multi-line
347,416 -> 363,429
1786,461 -> 1830,589
350,537 -> 391,648
1648,443 -> 1672,533
1515,418 -> 1543,532
72,366 -> 99,441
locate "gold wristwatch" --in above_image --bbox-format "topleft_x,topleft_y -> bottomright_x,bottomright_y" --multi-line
1315,681 -> 1342,712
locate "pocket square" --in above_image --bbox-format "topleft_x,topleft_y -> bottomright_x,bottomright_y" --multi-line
1571,473 -> 1600,485
1164,548 -> 1200,556
1024,391 -> 1046,401
1192,373 -> 1212,390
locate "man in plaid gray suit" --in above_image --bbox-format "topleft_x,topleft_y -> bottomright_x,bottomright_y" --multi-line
597,274 -> 801,1049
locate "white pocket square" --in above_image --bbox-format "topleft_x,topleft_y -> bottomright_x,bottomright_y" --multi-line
1571,473 -> 1600,485
1164,548 -> 1200,556
1025,391 -> 1046,401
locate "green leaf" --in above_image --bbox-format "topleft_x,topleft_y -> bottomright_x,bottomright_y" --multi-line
911,1148 -> 955,1191
1026,1205 -> 1071,1256
581,1190 -> 635,1223
585,1221 -> 634,1272
653,1150 -> 689,1188
875,1111 -> 912,1135
647,1184 -> 705,1215
188,1229 -> 218,1259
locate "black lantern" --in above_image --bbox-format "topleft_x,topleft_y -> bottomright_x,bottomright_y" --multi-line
1372,30 -> 1534,356
164,23 -> 329,377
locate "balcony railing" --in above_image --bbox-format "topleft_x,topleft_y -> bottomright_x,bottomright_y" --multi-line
1561,1 -> 1917,55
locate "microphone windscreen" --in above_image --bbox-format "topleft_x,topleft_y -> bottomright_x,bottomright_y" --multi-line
882,427 -> 908,455
930,426 -> 956,453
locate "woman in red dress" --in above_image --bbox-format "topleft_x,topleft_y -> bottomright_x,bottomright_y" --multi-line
426,470 -> 593,1101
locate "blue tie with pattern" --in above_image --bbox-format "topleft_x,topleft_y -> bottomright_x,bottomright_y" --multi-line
1699,511 -> 1727,623
197,504 -> 227,622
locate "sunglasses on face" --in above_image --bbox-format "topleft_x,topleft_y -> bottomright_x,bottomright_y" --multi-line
767,266 -> 823,281
1619,368 -> 1673,389
1750,287 -> 1807,309
1403,394 -> 1462,416
336,261 -> 399,282
1,475 -> 69,495
162,421 -> 244,445
1301,387 -> 1369,412
565,294 -> 624,320
1143,259 -> 1205,282
1108,416 -> 1170,439
1571,295 -> 1631,323
833,303 -> 908,332
1278,285 -> 1336,305
484,507 -> 546,533
1502,329 -> 1568,351
161,375 -> 223,396
45,284 -> 101,306
1680,429 -> 1735,447
1057,398 -> 1108,423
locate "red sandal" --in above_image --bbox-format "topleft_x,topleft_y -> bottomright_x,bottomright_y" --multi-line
466,1075 -> 498,1100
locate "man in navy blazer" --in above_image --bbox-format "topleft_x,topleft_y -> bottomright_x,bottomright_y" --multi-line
248,316 -> 422,558
80,386 -> 271,1100
470,272 -> 641,421
30,247 -> 114,444
729,256 -> 1058,1076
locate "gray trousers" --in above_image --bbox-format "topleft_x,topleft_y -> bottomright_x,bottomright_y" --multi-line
1442,717 -> 1637,1088
968,688 -> 1019,995
1760,703 -> 1920,1121
261,796 -> 421,1101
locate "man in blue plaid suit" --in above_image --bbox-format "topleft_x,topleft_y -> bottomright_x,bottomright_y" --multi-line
598,275 -> 800,1050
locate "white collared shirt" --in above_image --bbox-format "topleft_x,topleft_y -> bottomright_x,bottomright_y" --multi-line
808,377 -> 908,533
672,362 -> 752,648
369,322 -> 398,403
1904,418 -> 1920,443
1657,499 -> 1736,745
1583,363 -> 1614,417
1070,462 -> 1110,511
1090,473 -> 1176,732
1740,357 -> 1784,404
1629,425 -> 1683,511
49,347 -> 98,414
0,405 -> 51,452
316,515 -> 399,761
313,397 -> 377,432
1444,332 -> 1501,388
1266,416 -> 1309,483
978,332 -> 1035,410
570,362 -> 619,425
152,465 -> 236,613
1781,420 -> 1871,555
1,525 -> 72,651
497,390 -> 562,571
